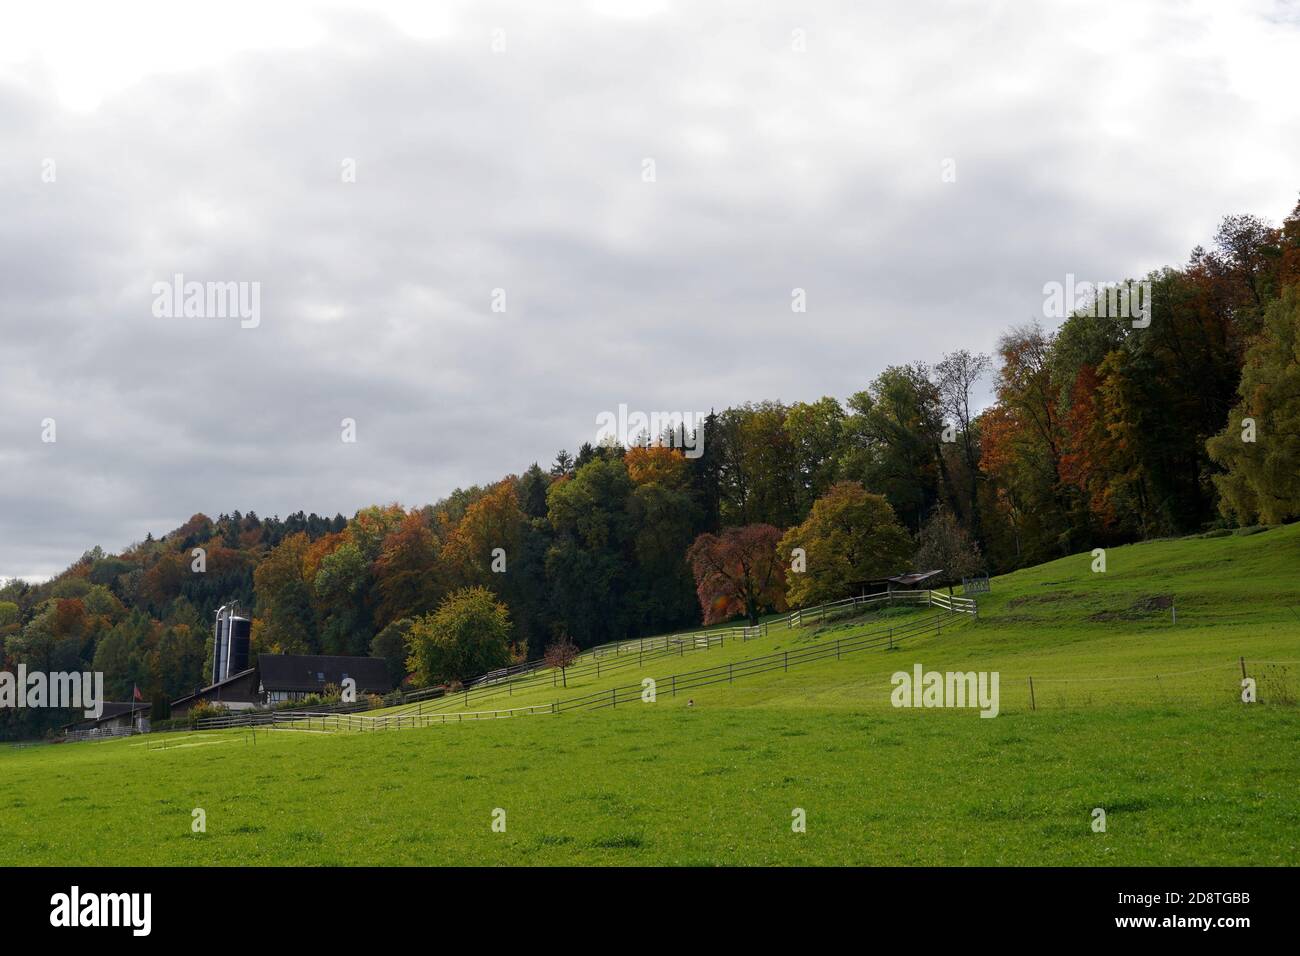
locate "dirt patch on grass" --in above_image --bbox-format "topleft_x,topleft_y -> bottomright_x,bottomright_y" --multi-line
1007,592 -> 1086,609
1088,594 -> 1175,621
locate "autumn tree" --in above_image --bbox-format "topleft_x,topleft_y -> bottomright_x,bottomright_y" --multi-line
624,445 -> 689,490
686,524 -> 785,626
1058,363 -> 1111,527
985,324 -> 1080,560
346,504 -> 407,560
252,533 -> 316,654
778,482 -> 912,608
372,511 -> 442,629
442,478 -> 556,650
441,479 -> 525,588
139,551 -> 187,616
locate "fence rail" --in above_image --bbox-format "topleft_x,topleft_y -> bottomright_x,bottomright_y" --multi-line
402,623 -> 778,716
552,610 -> 958,712
63,725 -> 141,743
192,606 -> 967,736
400,589 -> 973,717
927,590 -> 977,614
195,704 -> 555,732
180,588 -> 978,736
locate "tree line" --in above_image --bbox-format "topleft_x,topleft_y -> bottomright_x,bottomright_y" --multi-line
3,196 -> 1298,736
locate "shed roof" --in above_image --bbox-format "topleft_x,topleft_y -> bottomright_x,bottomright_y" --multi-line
888,570 -> 945,586
62,700 -> 150,731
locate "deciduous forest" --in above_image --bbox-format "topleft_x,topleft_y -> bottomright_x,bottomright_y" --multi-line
3,198 -> 1298,737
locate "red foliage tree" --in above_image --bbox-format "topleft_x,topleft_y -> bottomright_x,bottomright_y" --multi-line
543,635 -> 581,687
685,524 -> 786,626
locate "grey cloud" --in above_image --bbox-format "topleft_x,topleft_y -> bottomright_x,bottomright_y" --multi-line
2,0 -> 1298,577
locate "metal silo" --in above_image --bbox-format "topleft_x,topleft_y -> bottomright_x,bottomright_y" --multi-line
211,605 -> 229,685
227,615 -> 251,676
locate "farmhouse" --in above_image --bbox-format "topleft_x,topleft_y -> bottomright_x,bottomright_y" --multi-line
257,654 -> 391,704
168,654 -> 393,716
63,701 -> 151,736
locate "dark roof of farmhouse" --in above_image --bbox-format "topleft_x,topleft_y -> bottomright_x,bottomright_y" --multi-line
194,667 -> 257,696
256,655 -> 392,693
169,667 -> 258,708
96,701 -> 150,720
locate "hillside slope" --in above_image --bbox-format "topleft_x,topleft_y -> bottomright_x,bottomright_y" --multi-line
1,525 -> 1297,866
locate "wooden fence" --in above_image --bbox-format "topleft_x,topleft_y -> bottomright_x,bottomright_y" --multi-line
405,589 -> 974,716
194,607 -> 967,736
787,589 -> 976,627
180,588 -> 977,736
64,725 -> 140,743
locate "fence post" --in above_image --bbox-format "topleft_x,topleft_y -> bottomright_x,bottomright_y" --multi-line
1029,677 -> 1036,711
1240,656 -> 1247,680
836,640 -> 840,660
784,651 -> 788,671
729,663 -> 733,684
672,676 -> 676,697
612,688 -> 616,708
889,628 -> 894,651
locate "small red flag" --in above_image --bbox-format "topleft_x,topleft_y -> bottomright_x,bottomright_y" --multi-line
133,684 -> 143,702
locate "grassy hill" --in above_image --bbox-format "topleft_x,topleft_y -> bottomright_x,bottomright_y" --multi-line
2,525 -> 1297,866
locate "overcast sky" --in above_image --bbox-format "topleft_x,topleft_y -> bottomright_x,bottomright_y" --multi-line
2,0 -> 1299,580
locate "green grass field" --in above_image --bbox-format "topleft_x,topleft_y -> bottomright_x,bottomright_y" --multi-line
3,525 -> 1298,866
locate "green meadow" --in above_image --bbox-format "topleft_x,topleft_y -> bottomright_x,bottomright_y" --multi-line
3,525 -> 1297,866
